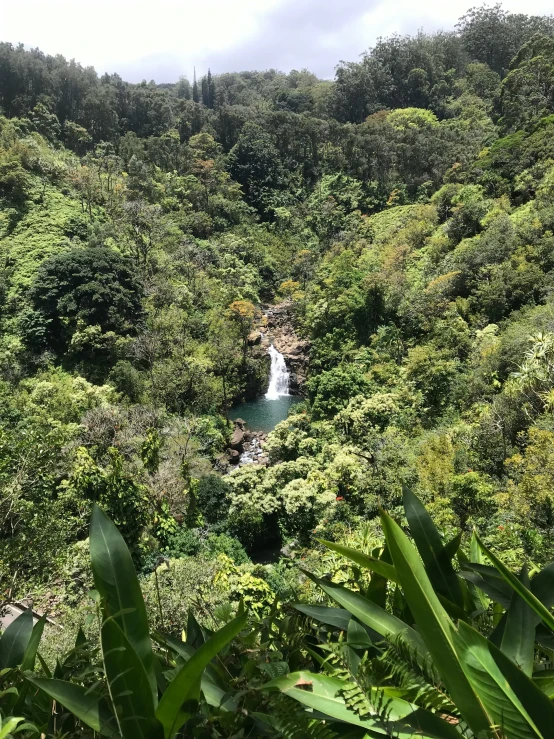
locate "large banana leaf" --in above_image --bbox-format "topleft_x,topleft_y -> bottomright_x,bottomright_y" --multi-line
533,669 -> 554,699
101,618 -> 164,739
26,678 -> 118,737
304,572 -> 428,659
456,620 -> 554,739
460,568 -> 512,609
402,487 -> 464,608
263,671 -> 461,739
90,505 -> 156,698
155,611 -> 247,739
380,510 -> 492,736
0,608 -> 33,669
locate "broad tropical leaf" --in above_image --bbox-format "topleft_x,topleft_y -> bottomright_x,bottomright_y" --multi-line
294,604 -> 351,630
21,615 -> 45,671
457,620 -> 554,739
156,612 -> 247,739
263,671 -> 461,739
304,572 -> 428,659
380,510 -> 492,736
101,618 -> 164,739
0,608 -> 33,670
316,539 -> 398,583
475,533 -> 554,633
402,487 -> 464,608
26,678 -> 118,737
496,566 -> 535,676
90,505 -> 156,698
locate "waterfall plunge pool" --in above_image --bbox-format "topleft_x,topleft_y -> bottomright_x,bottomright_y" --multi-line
229,396 -> 302,434
229,344 -> 302,433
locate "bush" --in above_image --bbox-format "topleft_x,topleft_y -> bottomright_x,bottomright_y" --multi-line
203,533 -> 250,565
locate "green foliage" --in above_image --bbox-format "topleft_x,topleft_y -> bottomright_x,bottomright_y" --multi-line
5,14 -> 554,738
24,246 -> 142,365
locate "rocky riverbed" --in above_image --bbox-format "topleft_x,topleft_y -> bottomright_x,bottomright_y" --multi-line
224,418 -> 269,468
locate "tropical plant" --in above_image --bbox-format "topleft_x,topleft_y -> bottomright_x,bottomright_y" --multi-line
25,506 -> 248,738
265,488 -> 554,738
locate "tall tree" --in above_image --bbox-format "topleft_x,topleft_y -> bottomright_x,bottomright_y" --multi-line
192,67 -> 200,103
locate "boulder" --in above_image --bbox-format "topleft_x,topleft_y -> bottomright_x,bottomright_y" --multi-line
228,449 -> 240,464
247,330 -> 261,346
230,426 -> 245,450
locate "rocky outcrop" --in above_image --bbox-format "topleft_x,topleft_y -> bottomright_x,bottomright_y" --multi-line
230,419 -> 245,450
225,420 -> 269,468
259,301 -> 310,394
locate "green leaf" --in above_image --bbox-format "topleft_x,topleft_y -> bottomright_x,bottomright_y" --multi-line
90,505 -> 156,699
304,572 -> 427,659
498,566 -> 535,676
457,620 -> 554,739
156,611 -> 247,739
21,615 -> 45,671
154,631 -> 237,711
316,539 -> 398,583
27,677 -> 118,737
101,618 -> 164,739
380,510 -> 491,736
294,604 -> 351,630
531,562 -> 554,611
533,669 -> 554,699
347,619 -> 373,650
0,717 -> 25,739
475,532 -> 554,633
460,568 -> 512,609
318,539 -> 466,620
263,671 -> 460,739
403,487 -> 464,608
0,609 -> 33,669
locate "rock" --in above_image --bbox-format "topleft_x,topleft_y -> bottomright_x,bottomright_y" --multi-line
247,330 -> 261,346
280,539 -> 299,558
228,449 -> 240,464
234,418 -> 245,428
230,426 -> 245,450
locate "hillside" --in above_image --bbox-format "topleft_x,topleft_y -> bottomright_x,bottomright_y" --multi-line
3,4 -> 554,736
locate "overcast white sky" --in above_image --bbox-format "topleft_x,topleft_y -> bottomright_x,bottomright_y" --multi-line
1,0 -> 553,83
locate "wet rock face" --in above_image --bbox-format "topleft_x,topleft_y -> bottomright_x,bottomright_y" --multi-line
259,301 -> 310,393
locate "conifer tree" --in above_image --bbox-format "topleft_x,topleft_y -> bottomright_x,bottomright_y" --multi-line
192,67 -> 200,103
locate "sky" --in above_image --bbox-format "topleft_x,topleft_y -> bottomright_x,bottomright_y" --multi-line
1,0 -> 554,83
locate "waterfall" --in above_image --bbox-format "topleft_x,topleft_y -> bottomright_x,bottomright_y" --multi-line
265,345 -> 290,399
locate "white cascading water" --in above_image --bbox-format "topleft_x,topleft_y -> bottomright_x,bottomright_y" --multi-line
265,345 -> 290,399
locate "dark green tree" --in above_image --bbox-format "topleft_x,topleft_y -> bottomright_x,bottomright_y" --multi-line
25,246 -> 143,356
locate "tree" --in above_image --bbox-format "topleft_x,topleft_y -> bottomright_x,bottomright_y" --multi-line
229,122 -> 287,215
501,35 -> 554,130
192,67 -> 200,103
26,246 -> 143,357
227,300 -> 257,362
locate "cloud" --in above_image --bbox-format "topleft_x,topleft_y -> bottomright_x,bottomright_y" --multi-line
3,0 -> 554,83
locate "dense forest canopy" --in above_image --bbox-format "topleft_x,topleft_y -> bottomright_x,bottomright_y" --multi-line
4,3 -> 554,735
